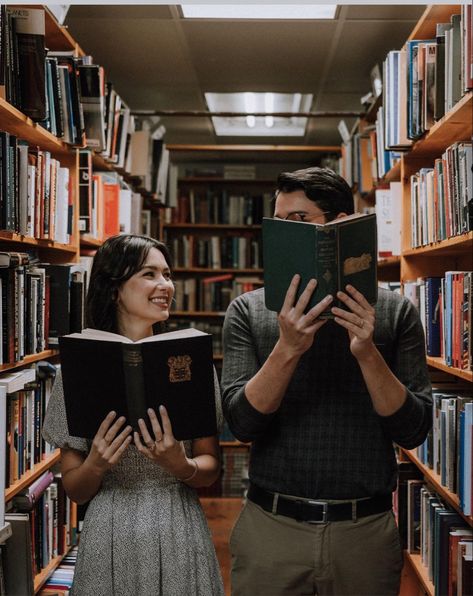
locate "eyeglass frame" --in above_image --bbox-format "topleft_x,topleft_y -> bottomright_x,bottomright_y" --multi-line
275,210 -> 333,223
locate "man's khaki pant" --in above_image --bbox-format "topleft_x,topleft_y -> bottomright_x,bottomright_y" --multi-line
230,499 -> 403,596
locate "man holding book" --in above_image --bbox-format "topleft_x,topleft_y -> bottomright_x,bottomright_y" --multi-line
221,167 -> 432,595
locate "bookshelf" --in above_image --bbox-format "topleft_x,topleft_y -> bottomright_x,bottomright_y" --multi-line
0,6 -> 83,592
344,5 -> 473,595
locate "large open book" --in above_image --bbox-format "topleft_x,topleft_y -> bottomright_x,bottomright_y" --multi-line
58,328 -> 217,441
262,212 -> 378,316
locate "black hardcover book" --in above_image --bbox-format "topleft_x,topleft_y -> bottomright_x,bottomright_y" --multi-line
7,7 -> 46,121
40,263 -> 72,345
58,327 -> 217,441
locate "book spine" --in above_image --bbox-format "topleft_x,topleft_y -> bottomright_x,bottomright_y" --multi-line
121,343 -> 147,432
314,227 -> 338,313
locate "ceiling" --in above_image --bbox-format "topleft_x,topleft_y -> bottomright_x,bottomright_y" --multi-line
65,4 -> 426,150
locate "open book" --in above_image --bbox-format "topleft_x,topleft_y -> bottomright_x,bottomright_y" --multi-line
262,212 -> 378,316
58,327 -> 217,441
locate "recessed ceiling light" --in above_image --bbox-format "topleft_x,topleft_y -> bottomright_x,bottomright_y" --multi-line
205,92 -> 313,137
182,5 -> 337,20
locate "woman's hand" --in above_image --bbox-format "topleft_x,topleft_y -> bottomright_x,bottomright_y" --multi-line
84,411 -> 133,476
331,284 -> 376,360
134,406 -> 193,479
277,274 -> 333,357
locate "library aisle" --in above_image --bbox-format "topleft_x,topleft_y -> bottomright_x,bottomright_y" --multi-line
0,3 -> 472,596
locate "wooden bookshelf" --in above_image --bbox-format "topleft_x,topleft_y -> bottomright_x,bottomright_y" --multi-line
34,549 -> 71,594
5,451 -> 61,502
402,231 -> 473,257
378,256 -> 401,267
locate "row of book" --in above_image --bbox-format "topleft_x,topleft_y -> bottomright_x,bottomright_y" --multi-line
38,545 -> 78,595
167,319 -> 225,356
403,272 -> 472,371
3,474 -> 75,595
172,275 -> 262,313
340,113 -> 401,191
0,254 -> 87,366
384,7 -> 472,150
416,392 -> 472,516
167,234 -> 262,270
0,132 -> 72,242
78,151 -> 162,240
410,142 -> 472,247
395,460 -> 472,596
1,364 -> 57,489
166,189 -> 273,226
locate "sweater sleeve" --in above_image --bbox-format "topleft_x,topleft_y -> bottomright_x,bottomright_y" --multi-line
378,296 -> 433,449
221,294 -> 276,443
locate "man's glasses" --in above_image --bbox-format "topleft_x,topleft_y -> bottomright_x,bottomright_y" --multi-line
278,210 -> 332,223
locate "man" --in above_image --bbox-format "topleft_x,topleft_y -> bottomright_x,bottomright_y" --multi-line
221,166 -> 432,596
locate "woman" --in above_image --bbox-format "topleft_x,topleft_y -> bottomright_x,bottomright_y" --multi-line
43,234 -> 224,596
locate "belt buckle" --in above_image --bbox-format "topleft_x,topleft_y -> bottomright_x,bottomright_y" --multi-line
306,500 -> 329,524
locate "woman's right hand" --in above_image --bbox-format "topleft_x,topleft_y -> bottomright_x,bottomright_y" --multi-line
84,411 -> 132,476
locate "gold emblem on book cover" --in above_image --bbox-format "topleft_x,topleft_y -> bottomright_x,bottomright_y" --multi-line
343,253 -> 372,276
168,355 -> 192,383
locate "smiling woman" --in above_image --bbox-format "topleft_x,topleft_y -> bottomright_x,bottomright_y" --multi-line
42,234 -> 225,596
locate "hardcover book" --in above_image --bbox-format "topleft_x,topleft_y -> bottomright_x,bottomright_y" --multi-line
262,213 -> 378,316
58,327 -> 217,441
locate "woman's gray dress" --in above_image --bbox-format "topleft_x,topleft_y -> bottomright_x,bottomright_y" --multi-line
42,371 -> 225,596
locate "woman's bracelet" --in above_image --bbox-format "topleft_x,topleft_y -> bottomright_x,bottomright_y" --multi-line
179,458 -> 198,483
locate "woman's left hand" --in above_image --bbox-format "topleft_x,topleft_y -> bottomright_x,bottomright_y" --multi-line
134,406 -> 190,477
331,284 -> 376,360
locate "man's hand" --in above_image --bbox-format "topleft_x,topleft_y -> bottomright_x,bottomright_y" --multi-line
331,284 -> 376,360
278,274 -> 333,357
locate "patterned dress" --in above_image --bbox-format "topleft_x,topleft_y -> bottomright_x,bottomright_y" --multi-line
42,371 -> 225,596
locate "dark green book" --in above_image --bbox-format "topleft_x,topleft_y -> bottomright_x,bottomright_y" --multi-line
58,327 -> 217,441
262,212 -> 378,316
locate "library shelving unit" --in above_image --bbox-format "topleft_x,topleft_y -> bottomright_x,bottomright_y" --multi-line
1,7 -> 80,594
352,5 -> 473,596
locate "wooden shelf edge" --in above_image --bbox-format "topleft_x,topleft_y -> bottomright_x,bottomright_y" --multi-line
5,451 -> 61,502
402,449 -> 473,527
378,256 -> 401,267
0,350 -> 59,373
168,144 -> 341,153
0,232 -> 78,253
404,552 -> 435,596
403,232 -> 473,256
426,357 -> 473,382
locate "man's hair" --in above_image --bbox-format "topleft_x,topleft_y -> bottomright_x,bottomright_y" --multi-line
275,166 -> 354,220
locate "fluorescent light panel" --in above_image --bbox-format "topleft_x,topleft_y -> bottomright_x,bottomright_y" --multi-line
205,92 -> 313,137
182,5 -> 337,20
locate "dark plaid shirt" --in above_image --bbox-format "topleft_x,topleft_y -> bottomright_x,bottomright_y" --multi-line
221,288 -> 432,500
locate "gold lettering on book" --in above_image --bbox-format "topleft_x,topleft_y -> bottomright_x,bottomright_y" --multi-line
168,355 -> 192,383
343,253 -> 372,276
123,350 -> 143,366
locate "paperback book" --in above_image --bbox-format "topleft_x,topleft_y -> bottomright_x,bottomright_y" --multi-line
58,327 -> 217,441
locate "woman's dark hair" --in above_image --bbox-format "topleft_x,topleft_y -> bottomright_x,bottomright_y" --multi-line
85,234 -> 172,334
275,166 -> 354,220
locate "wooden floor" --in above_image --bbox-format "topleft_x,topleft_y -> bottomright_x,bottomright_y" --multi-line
201,497 -> 243,596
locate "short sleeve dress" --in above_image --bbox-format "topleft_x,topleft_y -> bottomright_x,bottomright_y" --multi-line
42,369 -> 225,596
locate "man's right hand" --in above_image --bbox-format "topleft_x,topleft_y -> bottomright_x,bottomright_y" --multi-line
277,274 -> 333,358
84,411 -> 132,476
